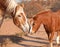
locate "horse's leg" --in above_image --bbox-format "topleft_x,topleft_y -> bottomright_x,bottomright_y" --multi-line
0,15 -> 4,28
48,32 -> 54,47
44,26 -> 54,47
56,31 -> 60,47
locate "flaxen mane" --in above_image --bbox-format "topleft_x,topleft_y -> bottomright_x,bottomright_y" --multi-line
0,0 -> 17,14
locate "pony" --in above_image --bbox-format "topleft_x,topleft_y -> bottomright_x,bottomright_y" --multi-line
29,9 -> 60,47
0,0 -> 30,33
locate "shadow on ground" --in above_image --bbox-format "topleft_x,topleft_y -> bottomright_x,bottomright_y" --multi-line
0,35 -> 59,47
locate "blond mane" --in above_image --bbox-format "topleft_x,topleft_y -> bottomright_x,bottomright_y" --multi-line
0,0 -> 18,13
6,0 -> 17,13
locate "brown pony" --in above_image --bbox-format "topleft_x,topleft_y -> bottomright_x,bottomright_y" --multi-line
0,0 -> 30,32
30,10 -> 60,47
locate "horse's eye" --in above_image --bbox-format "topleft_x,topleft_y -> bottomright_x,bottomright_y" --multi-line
18,15 -> 21,17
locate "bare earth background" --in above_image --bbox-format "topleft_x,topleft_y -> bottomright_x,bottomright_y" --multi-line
0,18 -> 59,47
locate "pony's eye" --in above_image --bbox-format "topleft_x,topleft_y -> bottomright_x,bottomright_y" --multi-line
18,15 -> 21,17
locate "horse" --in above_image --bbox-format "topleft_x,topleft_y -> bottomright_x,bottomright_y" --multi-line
0,0 -> 30,33
29,9 -> 60,47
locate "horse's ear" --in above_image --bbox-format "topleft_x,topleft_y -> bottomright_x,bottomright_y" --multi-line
20,3 -> 24,8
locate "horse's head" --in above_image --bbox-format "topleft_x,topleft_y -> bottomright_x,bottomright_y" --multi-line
13,4 -> 30,33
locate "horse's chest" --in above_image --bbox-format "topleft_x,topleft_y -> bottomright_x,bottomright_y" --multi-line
44,15 -> 60,31
51,15 -> 60,31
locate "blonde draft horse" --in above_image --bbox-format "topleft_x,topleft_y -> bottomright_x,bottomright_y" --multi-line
0,0 -> 30,32
30,10 -> 60,47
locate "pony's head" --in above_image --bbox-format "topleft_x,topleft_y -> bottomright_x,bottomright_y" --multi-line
13,4 -> 30,33
29,15 -> 42,34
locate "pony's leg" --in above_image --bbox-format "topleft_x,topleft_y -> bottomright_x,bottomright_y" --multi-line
56,31 -> 60,47
48,32 -> 54,47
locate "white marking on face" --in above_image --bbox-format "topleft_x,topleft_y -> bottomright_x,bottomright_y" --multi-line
25,18 -> 30,32
21,23 -> 29,32
56,36 -> 59,44
21,24 -> 26,32
25,22 -> 29,30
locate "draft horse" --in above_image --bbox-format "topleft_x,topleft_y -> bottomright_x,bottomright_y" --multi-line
30,10 -> 60,47
0,0 -> 30,32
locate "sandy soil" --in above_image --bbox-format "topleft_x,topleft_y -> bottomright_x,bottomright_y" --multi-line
0,18 -> 59,47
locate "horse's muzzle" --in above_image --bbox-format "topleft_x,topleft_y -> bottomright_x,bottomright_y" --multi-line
20,22 -> 30,34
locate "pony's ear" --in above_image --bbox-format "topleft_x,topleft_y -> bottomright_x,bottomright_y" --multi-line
20,3 -> 24,8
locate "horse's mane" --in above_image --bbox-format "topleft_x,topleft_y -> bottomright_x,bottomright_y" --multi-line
0,0 -> 17,13
6,0 -> 17,13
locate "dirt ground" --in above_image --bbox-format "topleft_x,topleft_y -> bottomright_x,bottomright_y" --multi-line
0,18 -> 59,47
